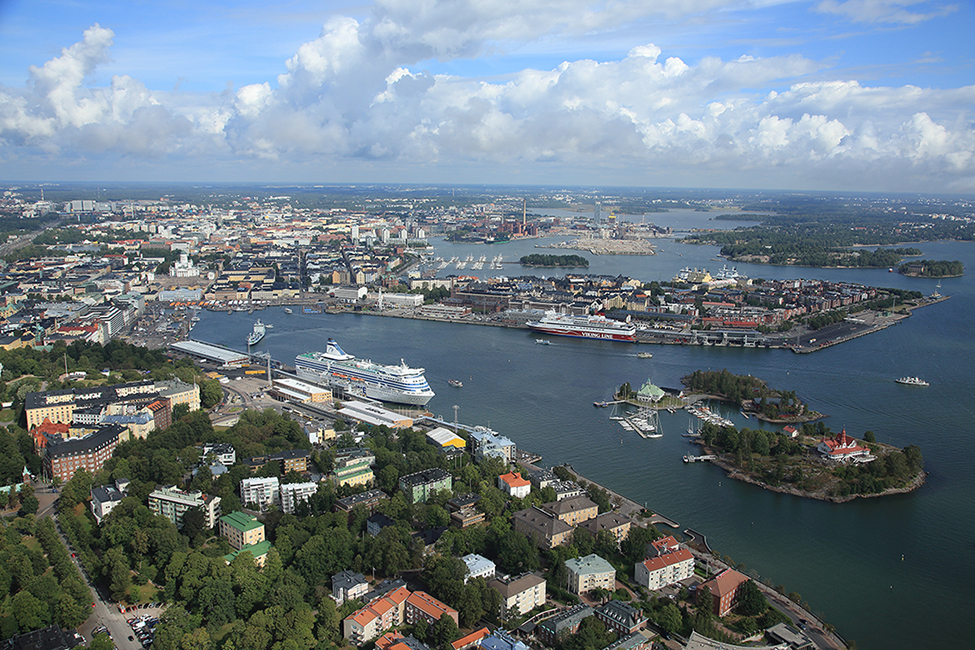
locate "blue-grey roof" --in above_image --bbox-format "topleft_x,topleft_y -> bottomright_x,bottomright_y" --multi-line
565,553 -> 615,576
480,631 -> 529,650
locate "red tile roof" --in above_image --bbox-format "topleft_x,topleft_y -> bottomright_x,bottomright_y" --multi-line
499,471 -> 530,488
406,590 -> 457,621
451,627 -> 490,650
642,548 -> 692,572
376,631 -> 405,650
651,535 -> 679,554
705,568 -> 748,601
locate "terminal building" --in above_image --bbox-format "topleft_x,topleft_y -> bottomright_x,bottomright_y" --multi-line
337,401 -> 414,429
169,339 -> 250,366
270,377 -> 331,403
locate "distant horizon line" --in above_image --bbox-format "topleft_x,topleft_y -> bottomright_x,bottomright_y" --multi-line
3,180 -> 972,199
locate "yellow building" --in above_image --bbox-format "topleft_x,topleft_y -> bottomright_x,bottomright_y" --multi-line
219,511 -> 266,550
156,380 -> 201,412
425,427 -> 466,451
541,496 -> 598,526
565,554 -> 616,595
333,448 -> 375,488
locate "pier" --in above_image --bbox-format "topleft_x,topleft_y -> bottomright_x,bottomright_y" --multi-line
648,513 -> 680,529
683,528 -> 713,554
683,454 -> 716,463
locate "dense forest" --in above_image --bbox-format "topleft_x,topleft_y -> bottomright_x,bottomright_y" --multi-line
519,254 -> 589,267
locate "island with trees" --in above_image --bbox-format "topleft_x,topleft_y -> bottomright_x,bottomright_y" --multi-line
681,369 -> 823,423
684,206 -> 974,269
692,420 -> 925,502
519,253 -> 590,268
899,259 -> 964,277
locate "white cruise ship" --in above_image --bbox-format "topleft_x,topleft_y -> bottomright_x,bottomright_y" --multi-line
294,339 -> 435,406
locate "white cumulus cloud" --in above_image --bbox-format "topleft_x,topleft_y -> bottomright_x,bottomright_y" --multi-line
0,0 -> 973,192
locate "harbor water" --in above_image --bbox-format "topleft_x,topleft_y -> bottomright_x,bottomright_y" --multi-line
190,211 -> 975,650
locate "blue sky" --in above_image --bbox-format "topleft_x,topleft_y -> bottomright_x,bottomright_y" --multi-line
0,0 -> 972,192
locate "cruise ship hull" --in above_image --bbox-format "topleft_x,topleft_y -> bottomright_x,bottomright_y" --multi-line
294,340 -> 435,406
295,367 -> 434,405
527,323 -> 635,342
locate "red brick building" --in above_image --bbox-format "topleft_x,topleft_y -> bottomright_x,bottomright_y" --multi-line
699,568 -> 749,617
147,399 -> 172,432
30,418 -> 70,452
44,424 -> 123,484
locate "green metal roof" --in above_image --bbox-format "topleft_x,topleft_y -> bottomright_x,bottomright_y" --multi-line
637,380 -> 665,402
219,510 -> 264,533
223,540 -> 273,563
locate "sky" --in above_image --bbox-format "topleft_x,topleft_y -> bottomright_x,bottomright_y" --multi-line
0,0 -> 972,193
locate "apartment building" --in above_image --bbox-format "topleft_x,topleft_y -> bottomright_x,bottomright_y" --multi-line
399,468 -> 452,504
565,554 -> 616,595
240,476 -> 280,510
487,573 -> 547,619
281,481 -> 318,514
44,424 -> 123,483
148,485 -> 221,529
219,511 -> 265,550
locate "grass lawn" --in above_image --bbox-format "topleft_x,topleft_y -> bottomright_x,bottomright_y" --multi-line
211,622 -> 235,645
128,581 -> 162,604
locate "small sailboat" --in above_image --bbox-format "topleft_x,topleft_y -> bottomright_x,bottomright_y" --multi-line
609,403 -> 626,421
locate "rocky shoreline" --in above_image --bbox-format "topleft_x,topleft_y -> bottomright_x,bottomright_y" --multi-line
708,455 -> 927,503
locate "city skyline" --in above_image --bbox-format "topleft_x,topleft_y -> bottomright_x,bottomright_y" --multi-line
1,0 -> 972,193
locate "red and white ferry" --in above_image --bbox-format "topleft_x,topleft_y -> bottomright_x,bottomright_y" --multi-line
526,311 -> 636,342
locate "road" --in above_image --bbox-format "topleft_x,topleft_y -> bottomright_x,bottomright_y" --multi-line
0,218 -> 61,256
34,482 -> 146,650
